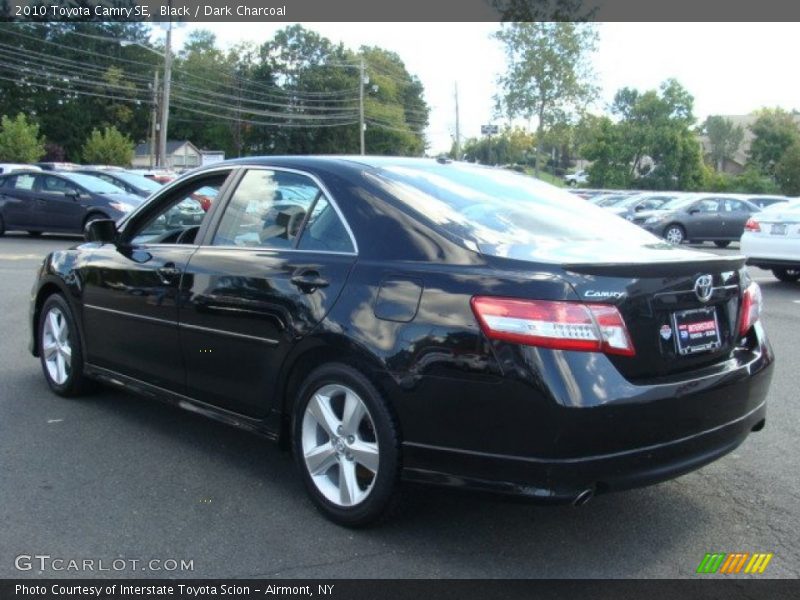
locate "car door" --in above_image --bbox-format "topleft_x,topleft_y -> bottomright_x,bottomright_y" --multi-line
36,174 -> 87,232
179,167 -> 358,417
721,199 -> 755,239
0,173 -> 38,229
685,198 -> 722,240
79,170 -> 235,392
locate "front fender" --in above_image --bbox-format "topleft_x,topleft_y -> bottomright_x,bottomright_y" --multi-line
29,250 -> 86,357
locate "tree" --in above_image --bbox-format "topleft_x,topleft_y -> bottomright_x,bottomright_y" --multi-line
0,113 -> 46,162
748,108 -> 800,176
703,116 -> 744,172
81,126 -> 134,166
494,22 -> 598,176
462,127 -> 536,166
0,22 -> 156,160
775,141 -> 800,195
580,80 -> 704,190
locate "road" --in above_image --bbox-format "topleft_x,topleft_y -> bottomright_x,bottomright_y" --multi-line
0,233 -> 797,579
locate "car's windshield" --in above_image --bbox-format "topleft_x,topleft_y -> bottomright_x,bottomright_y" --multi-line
115,172 -> 163,193
60,172 -> 127,194
594,194 -> 628,207
658,196 -> 696,210
369,163 -> 657,259
617,195 -> 673,209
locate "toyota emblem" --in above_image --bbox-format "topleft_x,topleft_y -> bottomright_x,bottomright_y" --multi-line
694,274 -> 714,302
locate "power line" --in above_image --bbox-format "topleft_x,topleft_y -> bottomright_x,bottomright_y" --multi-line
0,26 -> 363,103
0,44 -> 361,114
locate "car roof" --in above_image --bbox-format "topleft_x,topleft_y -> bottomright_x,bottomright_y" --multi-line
201,155 -> 467,173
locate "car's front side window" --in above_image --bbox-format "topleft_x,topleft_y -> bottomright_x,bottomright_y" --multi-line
127,174 -> 229,246
695,199 -> 719,213
213,169 -> 343,250
42,176 -> 79,194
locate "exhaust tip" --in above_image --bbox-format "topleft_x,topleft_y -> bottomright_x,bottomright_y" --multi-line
573,489 -> 594,507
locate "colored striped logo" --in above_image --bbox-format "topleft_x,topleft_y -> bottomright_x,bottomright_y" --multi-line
696,552 -> 773,574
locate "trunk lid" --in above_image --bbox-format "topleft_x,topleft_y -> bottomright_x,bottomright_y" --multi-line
562,251 -> 745,381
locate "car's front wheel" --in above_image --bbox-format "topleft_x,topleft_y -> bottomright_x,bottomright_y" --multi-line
663,224 -> 685,245
38,294 -> 92,396
773,267 -> 800,282
292,363 -> 400,527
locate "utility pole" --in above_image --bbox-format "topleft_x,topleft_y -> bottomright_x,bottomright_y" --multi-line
158,15 -> 173,169
149,70 -> 159,169
359,57 -> 365,155
454,82 -> 460,160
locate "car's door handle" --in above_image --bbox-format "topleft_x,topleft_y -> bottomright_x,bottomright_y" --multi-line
157,263 -> 181,284
291,270 -> 329,293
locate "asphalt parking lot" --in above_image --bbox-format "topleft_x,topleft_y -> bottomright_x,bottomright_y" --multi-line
0,233 -> 798,579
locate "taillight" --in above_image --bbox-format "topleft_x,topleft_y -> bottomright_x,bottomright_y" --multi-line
470,296 -> 635,356
739,282 -> 763,335
744,218 -> 761,232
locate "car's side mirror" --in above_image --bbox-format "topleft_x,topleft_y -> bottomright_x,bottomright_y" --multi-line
634,205 -> 644,212
66,191 -> 81,201
688,208 -> 700,215
84,218 -> 118,244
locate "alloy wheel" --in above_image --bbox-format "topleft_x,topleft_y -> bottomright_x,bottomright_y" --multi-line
665,226 -> 684,244
42,306 -> 71,385
301,383 -> 380,507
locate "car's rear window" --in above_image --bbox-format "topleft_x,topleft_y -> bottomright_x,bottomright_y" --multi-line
369,163 -> 655,257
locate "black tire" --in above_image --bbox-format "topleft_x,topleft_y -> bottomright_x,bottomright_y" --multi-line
714,241 -> 731,248
0,214 -> 5,236
292,362 -> 401,527
38,294 -> 93,397
27,231 -> 42,237
772,268 -> 800,282
663,224 -> 686,245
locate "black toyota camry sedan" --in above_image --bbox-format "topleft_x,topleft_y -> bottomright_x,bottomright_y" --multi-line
28,157 -> 773,526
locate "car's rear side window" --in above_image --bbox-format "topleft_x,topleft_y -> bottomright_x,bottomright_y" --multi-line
213,169 -> 353,253
11,174 -> 36,190
368,163 -> 653,255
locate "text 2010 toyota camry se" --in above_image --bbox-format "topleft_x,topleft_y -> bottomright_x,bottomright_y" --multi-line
29,157 -> 773,526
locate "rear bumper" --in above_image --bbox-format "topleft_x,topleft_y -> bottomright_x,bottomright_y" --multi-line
396,323 -> 774,503
402,400 -> 765,503
741,234 -> 800,267
745,257 -> 800,269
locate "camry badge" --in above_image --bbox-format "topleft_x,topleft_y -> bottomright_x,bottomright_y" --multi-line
694,275 -> 714,303
660,324 -> 673,340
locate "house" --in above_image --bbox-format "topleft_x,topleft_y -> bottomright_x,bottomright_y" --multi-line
698,114 -> 800,175
133,141 -> 225,169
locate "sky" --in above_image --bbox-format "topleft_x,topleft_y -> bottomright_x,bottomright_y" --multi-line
164,22 -> 800,154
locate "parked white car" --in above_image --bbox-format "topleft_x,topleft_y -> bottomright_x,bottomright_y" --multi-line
741,200 -> 800,282
0,163 -> 41,175
564,169 -> 588,186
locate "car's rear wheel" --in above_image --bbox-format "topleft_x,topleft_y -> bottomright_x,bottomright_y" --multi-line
292,363 -> 400,527
38,294 -> 92,396
773,268 -> 800,282
0,214 -> 5,236
27,231 -> 42,237
714,240 -> 731,248
663,224 -> 685,245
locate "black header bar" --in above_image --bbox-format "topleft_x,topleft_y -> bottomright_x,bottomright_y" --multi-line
2,0 -> 800,22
